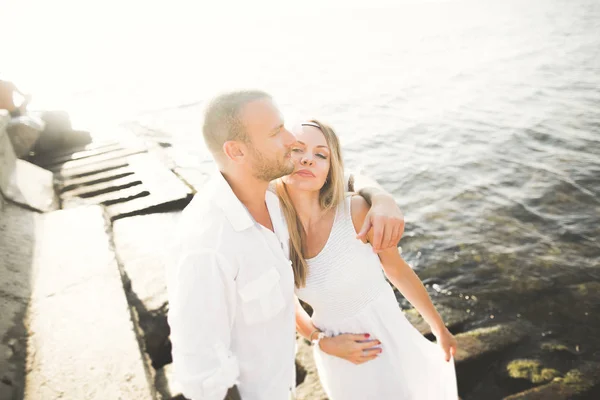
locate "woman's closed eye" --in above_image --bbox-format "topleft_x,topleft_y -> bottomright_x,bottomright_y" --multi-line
316,153 -> 328,159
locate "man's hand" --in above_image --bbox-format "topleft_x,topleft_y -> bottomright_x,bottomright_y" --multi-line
319,334 -> 382,365
356,193 -> 405,252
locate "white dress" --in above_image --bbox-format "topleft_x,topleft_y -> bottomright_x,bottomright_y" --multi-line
295,197 -> 458,400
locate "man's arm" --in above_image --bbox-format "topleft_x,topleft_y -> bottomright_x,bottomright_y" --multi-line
167,249 -> 240,400
348,173 -> 405,252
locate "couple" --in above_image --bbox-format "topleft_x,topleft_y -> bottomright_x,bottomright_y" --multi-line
167,90 -> 458,400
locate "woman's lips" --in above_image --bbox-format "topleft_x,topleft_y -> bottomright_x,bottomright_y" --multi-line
295,169 -> 315,177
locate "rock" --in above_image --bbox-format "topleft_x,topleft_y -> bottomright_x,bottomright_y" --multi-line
0,111 -> 9,133
295,336 -> 328,400
41,110 -> 72,132
504,362 -> 600,400
454,321 -> 532,395
6,115 -> 45,158
0,122 -> 58,212
454,322 -> 531,365
505,359 -> 561,385
404,304 -> 471,336
32,110 -> 91,155
0,380 -> 14,400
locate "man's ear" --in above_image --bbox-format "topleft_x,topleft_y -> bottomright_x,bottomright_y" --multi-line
223,141 -> 245,163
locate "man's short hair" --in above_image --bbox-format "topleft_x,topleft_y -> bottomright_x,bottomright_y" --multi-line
202,90 -> 272,157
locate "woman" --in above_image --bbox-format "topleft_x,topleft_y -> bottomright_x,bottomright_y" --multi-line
276,120 -> 458,399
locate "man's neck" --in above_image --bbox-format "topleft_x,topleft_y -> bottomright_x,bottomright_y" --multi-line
221,170 -> 272,230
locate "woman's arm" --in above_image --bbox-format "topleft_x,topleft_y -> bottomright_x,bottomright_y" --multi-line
294,296 -> 382,364
350,196 -> 457,361
295,296 -> 317,340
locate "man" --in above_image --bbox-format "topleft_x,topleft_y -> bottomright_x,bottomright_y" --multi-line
0,79 -> 31,117
167,90 -> 404,400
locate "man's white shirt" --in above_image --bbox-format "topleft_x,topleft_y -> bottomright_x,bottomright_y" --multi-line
167,172 -> 295,400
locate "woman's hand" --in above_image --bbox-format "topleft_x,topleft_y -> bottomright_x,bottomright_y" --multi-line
318,334 -> 382,365
435,329 -> 458,362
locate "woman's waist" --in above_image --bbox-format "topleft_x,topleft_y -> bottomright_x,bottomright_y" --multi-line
310,283 -> 395,328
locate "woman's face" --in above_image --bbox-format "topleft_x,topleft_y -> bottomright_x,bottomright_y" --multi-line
282,125 -> 331,192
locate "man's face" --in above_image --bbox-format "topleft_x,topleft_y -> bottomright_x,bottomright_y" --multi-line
240,99 -> 296,181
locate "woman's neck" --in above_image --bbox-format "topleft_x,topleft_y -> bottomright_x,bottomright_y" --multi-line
286,185 -> 325,231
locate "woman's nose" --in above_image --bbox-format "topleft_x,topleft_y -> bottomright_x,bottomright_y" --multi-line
301,157 -> 314,166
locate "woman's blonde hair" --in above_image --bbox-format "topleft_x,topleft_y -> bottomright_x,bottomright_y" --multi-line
276,119 -> 346,288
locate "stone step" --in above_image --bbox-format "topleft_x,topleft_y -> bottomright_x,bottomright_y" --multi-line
61,183 -> 148,209
56,151 -> 192,220
46,146 -> 147,173
105,154 -> 192,220
35,142 -> 125,168
22,206 -> 153,399
54,157 -> 131,181
58,166 -> 135,193
30,140 -> 120,167
503,361 -> 600,400
61,173 -> 142,199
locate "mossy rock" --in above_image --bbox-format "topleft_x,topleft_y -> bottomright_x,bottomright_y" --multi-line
506,359 -> 561,384
454,321 -> 531,364
504,362 -> 600,399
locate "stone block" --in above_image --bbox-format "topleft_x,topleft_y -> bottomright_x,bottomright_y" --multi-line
112,211 -> 182,368
0,124 -> 58,212
23,206 -> 153,399
6,115 -> 44,158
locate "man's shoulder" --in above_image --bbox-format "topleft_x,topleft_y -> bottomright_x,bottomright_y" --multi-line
179,194 -> 231,238
177,192 -> 251,253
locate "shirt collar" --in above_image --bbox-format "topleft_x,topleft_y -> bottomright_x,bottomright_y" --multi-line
210,171 -> 258,232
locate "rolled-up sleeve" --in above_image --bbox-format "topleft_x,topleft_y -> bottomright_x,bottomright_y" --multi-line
167,249 -> 239,400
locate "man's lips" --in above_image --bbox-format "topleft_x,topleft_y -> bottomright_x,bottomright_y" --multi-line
295,169 -> 315,178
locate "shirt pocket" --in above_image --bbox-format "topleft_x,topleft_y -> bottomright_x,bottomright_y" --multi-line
238,268 -> 285,325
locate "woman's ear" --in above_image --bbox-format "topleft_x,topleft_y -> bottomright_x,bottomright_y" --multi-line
223,141 -> 245,163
